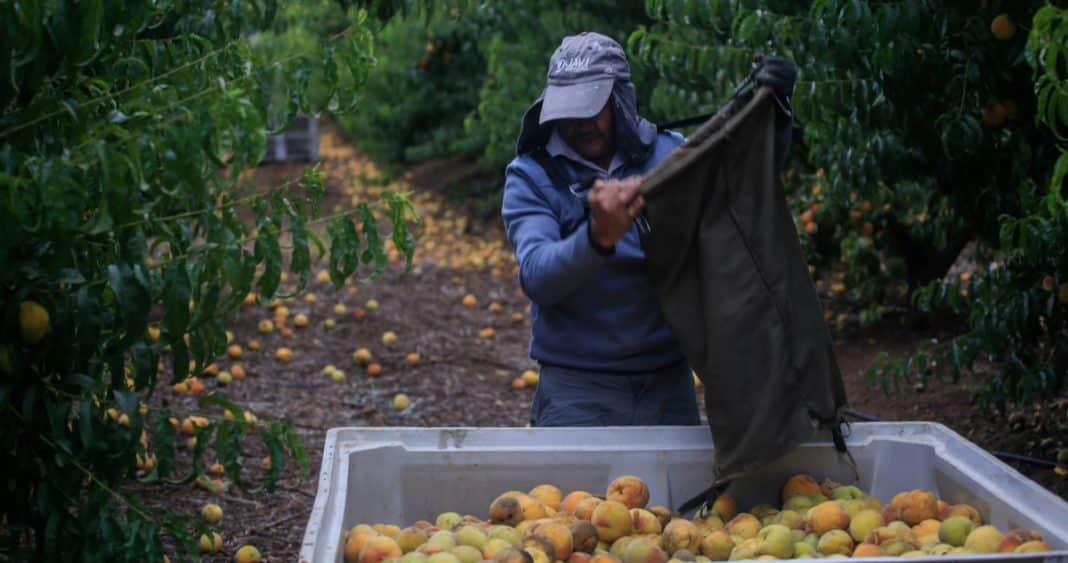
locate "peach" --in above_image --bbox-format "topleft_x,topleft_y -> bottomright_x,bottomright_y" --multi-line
344,529 -> 378,561
374,524 -> 402,539
698,529 -> 734,560
570,520 -> 599,554
709,492 -> 738,521
454,526 -> 487,549
588,554 -> 621,563
661,519 -> 701,554
773,509 -> 804,530
492,548 -> 533,563
398,528 -> 427,553
609,537 -> 636,560
782,495 -> 813,513
568,552 -> 592,563
807,501 -> 851,534
534,522 -> 573,560
725,513 -> 761,539
1015,540 -> 1051,553
781,473 -> 822,503
450,546 -> 481,563
964,525 -> 1003,554
436,513 -> 463,530
522,535 -> 555,561
561,491 -> 593,514
911,519 -> 940,538
516,494 -> 548,522
816,529 -> 854,556
755,524 -> 794,559
481,538 -> 513,559
591,501 -> 632,543
648,506 -> 674,529
852,543 -> 885,557
749,504 -> 778,521
607,475 -> 650,509
529,485 -> 563,511
845,508 -> 880,544
890,489 -> 939,526
630,509 -> 662,535
421,532 -> 457,555
574,497 -> 603,521
489,496 -> 524,526
360,536 -> 404,563
944,504 -> 982,525
621,537 -> 668,563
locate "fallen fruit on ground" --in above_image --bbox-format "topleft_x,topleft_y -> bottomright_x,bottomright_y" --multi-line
201,503 -> 223,524
394,393 -> 410,411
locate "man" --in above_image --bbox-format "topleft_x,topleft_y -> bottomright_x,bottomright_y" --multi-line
502,32 -> 795,427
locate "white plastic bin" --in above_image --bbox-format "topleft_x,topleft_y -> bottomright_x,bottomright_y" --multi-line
300,422 -> 1068,563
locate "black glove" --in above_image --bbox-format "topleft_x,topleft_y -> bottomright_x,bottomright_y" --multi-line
752,54 -> 797,101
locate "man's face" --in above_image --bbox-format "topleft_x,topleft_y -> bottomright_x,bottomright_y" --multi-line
557,101 -> 615,165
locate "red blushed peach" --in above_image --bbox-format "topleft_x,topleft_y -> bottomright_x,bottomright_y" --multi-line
606,475 -> 650,509
591,501 -> 632,543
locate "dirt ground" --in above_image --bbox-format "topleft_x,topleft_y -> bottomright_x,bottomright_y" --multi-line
133,125 -> 1067,561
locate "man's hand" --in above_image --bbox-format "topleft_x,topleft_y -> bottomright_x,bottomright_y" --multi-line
588,176 -> 644,250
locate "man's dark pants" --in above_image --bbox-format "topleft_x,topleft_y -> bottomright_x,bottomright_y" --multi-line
529,361 -> 701,426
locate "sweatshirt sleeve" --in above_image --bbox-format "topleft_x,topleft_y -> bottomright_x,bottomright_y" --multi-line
502,166 -> 611,307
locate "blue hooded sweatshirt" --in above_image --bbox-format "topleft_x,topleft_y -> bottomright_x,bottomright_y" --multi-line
502,79 -> 686,373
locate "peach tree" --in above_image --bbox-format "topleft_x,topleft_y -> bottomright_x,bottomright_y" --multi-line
630,0 -> 1067,406
0,0 -> 413,559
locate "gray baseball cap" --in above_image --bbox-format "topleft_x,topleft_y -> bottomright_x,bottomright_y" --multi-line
538,32 -> 631,125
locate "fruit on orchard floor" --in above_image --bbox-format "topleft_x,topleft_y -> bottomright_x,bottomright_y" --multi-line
368,362 -> 382,377
383,331 -> 398,346
294,313 -> 309,327
511,378 -> 526,389
231,364 -> 246,379
19,300 -> 50,344
407,352 -> 420,364
394,393 -> 410,411
991,13 -> 1016,39
591,500 -> 632,542
201,503 -> 223,524
480,327 -> 496,339
209,462 -> 225,476
521,370 -> 539,386
199,531 -> 222,553
181,416 -> 209,436
217,371 -> 232,385
228,344 -> 242,358
607,475 -> 649,509
366,299 -> 380,311
964,525 -> 1004,553
781,474 -> 821,503
335,303 -> 348,315
258,319 -> 274,333
234,544 -> 262,562
247,339 -> 261,351
462,294 -> 477,308
807,501 -> 850,534
275,347 -> 293,362
529,484 -> 563,510
354,348 -> 373,365
325,318 -> 336,329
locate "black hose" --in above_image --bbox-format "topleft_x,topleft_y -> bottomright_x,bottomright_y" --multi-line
843,409 -> 1060,469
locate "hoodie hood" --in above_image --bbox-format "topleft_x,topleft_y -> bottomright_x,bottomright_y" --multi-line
515,79 -> 658,166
